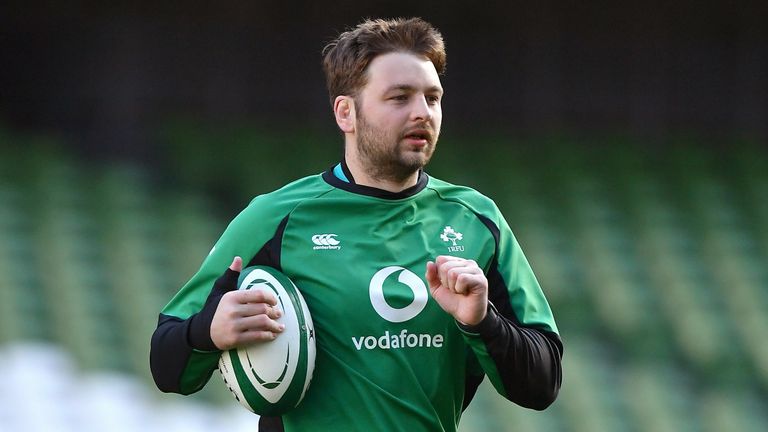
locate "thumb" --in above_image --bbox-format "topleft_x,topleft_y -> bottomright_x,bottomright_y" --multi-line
212,256 -> 243,294
229,256 -> 243,273
425,261 -> 440,290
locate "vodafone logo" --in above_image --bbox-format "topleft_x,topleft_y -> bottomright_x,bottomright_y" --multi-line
352,267 -> 443,351
311,234 -> 341,250
369,266 -> 428,323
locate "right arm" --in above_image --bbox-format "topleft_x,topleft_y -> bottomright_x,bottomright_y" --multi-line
149,197 -> 288,394
150,257 -> 283,394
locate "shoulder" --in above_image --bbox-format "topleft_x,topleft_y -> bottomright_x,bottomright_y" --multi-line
243,173 -> 335,217
206,173 -> 333,261
219,173 -> 333,240
425,175 -> 501,218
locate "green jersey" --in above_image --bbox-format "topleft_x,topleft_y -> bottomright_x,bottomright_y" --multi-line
150,163 -> 562,431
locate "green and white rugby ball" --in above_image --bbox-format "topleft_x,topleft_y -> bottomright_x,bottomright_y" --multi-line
218,266 -> 316,415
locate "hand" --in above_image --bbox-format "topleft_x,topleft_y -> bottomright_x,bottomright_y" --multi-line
210,257 -> 285,350
426,256 -> 488,326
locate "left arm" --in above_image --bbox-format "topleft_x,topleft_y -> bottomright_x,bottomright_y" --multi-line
427,236 -> 563,409
456,300 -> 563,410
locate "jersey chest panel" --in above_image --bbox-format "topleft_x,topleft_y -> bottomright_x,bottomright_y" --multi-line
276,192 -> 496,428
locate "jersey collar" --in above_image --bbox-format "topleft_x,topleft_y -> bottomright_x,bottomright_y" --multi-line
322,159 -> 429,200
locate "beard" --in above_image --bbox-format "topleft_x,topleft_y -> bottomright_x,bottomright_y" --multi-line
356,111 -> 438,184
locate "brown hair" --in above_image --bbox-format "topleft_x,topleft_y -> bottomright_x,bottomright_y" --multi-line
322,17 -> 446,106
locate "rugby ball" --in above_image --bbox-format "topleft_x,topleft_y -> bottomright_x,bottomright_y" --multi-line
218,266 -> 316,415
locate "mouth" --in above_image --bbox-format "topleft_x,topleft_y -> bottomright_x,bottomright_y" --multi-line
402,129 -> 433,147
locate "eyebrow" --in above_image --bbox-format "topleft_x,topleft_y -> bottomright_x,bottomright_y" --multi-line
386,84 -> 444,95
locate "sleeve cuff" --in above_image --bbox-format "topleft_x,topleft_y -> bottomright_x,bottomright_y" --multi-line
186,267 -> 241,352
457,302 -> 501,337
187,312 -> 220,352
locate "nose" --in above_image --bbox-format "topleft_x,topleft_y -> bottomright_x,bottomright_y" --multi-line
411,95 -> 433,122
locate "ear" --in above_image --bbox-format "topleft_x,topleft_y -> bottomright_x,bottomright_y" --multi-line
333,96 -> 356,134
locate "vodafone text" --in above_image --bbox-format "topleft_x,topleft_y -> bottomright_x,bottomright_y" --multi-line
352,329 -> 444,351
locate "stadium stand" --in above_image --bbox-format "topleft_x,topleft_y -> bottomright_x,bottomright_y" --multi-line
0,134 -> 766,431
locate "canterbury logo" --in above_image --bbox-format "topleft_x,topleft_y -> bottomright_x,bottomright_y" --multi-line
311,234 -> 341,250
311,234 -> 339,246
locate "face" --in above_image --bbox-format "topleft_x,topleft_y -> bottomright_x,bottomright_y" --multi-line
353,52 -> 443,183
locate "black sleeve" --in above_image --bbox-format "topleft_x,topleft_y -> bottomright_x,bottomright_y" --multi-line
459,302 -> 563,410
149,268 -> 239,394
150,219 -> 286,394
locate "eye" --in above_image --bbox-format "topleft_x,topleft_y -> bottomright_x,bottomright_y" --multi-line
391,94 -> 408,101
426,95 -> 441,105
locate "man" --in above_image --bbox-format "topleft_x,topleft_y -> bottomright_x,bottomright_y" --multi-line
150,17 -> 562,432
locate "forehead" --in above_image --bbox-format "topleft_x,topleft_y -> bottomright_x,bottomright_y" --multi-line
363,52 -> 442,93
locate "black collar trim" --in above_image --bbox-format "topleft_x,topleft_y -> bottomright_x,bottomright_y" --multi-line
322,161 -> 429,200
339,159 -> 356,183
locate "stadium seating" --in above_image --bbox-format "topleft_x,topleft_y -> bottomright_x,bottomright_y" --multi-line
1,134 -> 767,431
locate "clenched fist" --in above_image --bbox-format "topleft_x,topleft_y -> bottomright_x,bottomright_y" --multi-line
425,255 -> 488,326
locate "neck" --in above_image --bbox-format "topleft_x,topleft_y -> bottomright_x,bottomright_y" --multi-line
344,151 -> 420,193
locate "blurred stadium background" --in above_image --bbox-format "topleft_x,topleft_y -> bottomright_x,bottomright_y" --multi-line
1,2 -> 767,431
